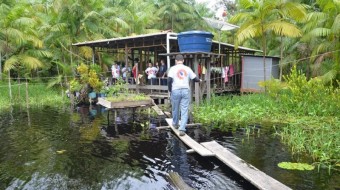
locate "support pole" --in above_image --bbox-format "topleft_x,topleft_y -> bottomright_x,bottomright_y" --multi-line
207,57 -> 211,100
92,47 -> 95,65
114,110 -> 118,134
0,52 -> 2,80
194,55 -> 199,106
125,43 -> 129,83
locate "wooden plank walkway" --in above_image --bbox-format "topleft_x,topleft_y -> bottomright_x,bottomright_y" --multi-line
201,141 -> 291,190
165,118 -> 214,157
152,105 -> 165,116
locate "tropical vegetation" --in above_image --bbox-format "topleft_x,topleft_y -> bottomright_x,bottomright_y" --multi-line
0,0 -> 339,172
193,67 -> 340,169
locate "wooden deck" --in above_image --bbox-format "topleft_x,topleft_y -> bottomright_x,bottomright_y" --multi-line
165,118 -> 215,157
201,141 -> 291,190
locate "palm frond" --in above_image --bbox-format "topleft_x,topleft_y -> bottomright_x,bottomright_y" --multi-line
309,28 -> 331,37
47,75 -> 63,88
51,23 -> 68,32
13,17 -> 37,27
3,28 -> 25,44
20,55 -> 44,70
266,21 -> 302,37
239,0 -> 255,9
283,2 -> 308,22
236,24 -> 259,45
320,69 -> 337,83
331,14 -> 340,34
4,56 -> 19,71
26,49 -> 53,58
229,12 -> 252,23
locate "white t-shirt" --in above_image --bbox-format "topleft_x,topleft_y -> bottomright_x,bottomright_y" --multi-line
112,65 -> 120,78
122,66 -> 131,78
145,67 -> 158,79
168,64 -> 196,90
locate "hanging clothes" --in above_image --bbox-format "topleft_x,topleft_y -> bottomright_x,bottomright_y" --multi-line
202,66 -> 207,75
224,66 -> 229,83
229,65 -> 234,76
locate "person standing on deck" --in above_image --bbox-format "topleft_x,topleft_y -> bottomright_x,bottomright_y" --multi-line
122,62 -> 131,83
145,62 -> 158,85
111,63 -> 120,84
159,59 -> 167,86
167,54 -> 201,136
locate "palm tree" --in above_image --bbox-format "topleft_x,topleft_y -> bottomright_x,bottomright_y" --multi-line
154,0 -> 198,31
301,0 -> 340,83
230,0 -> 306,84
0,2 -> 51,103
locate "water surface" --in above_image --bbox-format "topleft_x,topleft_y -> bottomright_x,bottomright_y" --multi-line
0,106 -> 338,190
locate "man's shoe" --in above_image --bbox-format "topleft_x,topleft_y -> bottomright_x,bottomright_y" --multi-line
172,124 -> 179,129
179,131 -> 186,136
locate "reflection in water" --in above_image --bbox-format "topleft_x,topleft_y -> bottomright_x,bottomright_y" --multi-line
0,106 -> 338,190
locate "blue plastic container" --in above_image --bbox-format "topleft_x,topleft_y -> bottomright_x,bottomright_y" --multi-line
88,92 -> 97,99
177,31 -> 214,52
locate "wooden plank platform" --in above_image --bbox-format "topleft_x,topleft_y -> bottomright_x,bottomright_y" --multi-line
98,97 -> 153,109
165,118 -> 214,157
201,141 -> 291,190
151,104 -> 165,116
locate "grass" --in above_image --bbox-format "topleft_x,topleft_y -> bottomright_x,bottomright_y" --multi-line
0,81 -> 68,111
193,94 -> 340,170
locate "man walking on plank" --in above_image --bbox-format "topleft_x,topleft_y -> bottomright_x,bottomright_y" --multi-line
167,54 -> 202,136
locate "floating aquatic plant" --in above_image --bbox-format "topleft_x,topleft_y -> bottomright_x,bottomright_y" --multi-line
278,162 -> 315,171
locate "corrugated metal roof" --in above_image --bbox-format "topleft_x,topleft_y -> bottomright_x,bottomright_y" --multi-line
213,40 -> 262,53
72,31 -> 261,52
72,31 -> 172,46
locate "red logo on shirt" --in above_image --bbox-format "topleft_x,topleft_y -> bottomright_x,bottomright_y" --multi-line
176,69 -> 187,80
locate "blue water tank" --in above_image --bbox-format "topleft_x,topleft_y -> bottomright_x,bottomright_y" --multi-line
177,31 -> 214,53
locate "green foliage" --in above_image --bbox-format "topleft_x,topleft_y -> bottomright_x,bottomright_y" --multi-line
193,68 -> 340,168
278,162 -> 315,171
106,93 -> 149,103
0,82 -> 68,110
281,66 -> 339,116
73,63 -> 103,93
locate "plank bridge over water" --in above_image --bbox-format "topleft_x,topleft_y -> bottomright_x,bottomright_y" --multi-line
164,118 -> 291,190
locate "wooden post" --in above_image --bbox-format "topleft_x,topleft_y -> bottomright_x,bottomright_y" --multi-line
194,54 -> 199,106
125,43 -> 129,83
92,47 -> 95,65
114,110 -> 118,135
26,79 -> 31,126
207,57 -> 211,100
8,70 -> 12,105
107,109 -> 110,126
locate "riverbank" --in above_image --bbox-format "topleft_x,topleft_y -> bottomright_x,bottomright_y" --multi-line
0,82 -> 68,111
193,70 -> 340,170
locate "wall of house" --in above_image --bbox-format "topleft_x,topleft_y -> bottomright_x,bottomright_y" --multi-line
241,56 -> 279,92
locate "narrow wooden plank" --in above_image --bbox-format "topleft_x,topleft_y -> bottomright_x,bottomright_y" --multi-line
156,126 -> 171,130
127,84 -> 168,90
186,149 -> 195,153
165,118 -> 214,157
201,141 -> 291,190
164,111 -> 171,117
152,105 -> 164,116
168,172 -> 194,190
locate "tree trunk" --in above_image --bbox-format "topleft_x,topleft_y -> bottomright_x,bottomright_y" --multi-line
279,36 -> 283,81
18,71 -> 21,100
8,70 -> 12,104
26,79 -> 31,127
0,52 -> 2,81
262,29 -> 267,92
